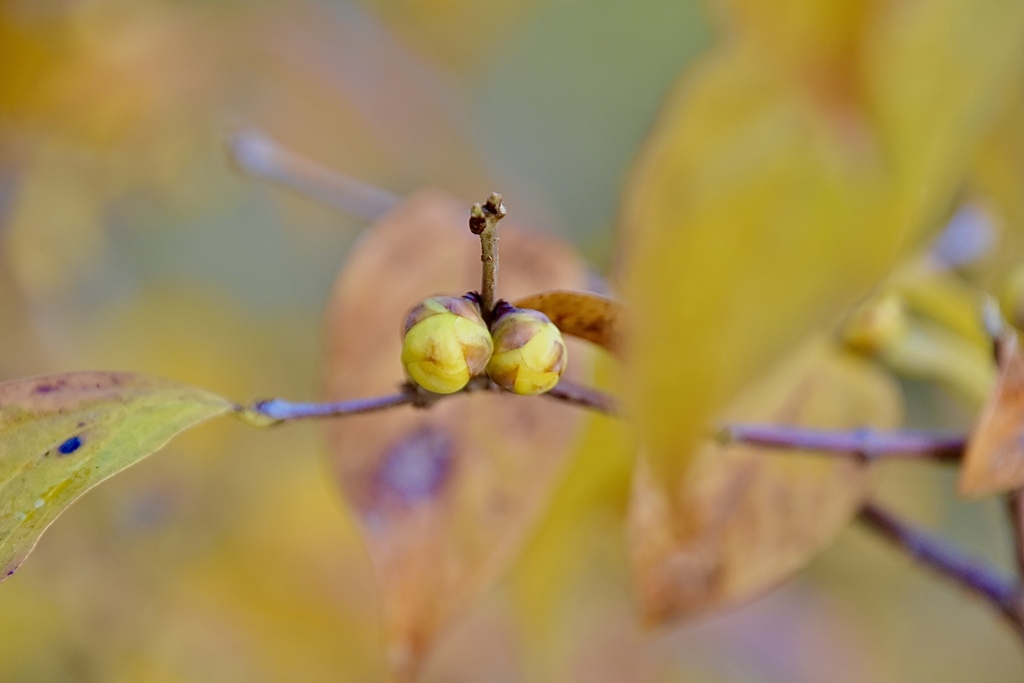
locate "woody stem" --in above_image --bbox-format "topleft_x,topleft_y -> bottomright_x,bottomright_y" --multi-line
469,193 -> 507,320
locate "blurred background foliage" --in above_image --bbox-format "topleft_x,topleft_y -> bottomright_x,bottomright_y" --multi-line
0,0 -> 1023,681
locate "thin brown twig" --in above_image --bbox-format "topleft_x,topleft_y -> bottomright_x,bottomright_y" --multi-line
719,423 -> 966,463
468,193 -> 507,319
858,501 -> 1024,639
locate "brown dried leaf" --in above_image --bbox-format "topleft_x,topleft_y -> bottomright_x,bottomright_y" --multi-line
323,189 -> 591,680
513,289 -> 624,356
628,340 -> 902,624
959,332 -> 1024,497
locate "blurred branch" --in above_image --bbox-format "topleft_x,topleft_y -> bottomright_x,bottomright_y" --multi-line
858,501 -> 1024,639
544,379 -> 618,415
718,424 -> 965,463
227,128 -> 399,221
1007,492 -> 1024,578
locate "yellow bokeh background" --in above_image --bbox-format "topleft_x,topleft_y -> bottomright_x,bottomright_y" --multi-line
1,1 -> 1024,682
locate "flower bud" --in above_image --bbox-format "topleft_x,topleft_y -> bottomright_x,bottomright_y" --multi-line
486,303 -> 567,395
401,295 -> 493,394
841,293 -> 908,356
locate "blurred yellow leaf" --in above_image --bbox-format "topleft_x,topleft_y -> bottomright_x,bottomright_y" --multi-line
628,340 -> 902,623
513,289 -> 625,356
1002,264 -> 1024,331
620,0 -> 1024,495
0,372 -> 233,579
322,189 -> 593,680
510,356 -> 634,679
620,45 -> 885,496
960,332 -> 1024,497
0,10 -> 81,124
4,153 -> 108,299
0,5 -> 221,146
970,82 -> 1024,291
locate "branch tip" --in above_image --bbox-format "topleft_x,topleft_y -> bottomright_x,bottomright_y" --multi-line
471,193 -> 506,315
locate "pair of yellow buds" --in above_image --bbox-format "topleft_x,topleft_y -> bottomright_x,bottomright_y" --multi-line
400,295 -> 567,396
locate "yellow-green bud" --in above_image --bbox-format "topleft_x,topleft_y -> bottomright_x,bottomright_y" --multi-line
486,302 -> 567,395
401,295 -> 493,394
841,293 -> 908,356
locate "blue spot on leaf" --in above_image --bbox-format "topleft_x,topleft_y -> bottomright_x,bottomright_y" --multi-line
57,436 -> 82,456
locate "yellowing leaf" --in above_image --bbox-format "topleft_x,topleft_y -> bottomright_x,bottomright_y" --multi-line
510,360 -> 634,679
959,332 -> 1024,497
628,340 -> 902,623
4,153 -> 108,299
970,81 -> 1024,290
513,290 -> 625,356
620,43 -> 890,494
0,372 -> 234,579
1003,264 -> 1024,331
323,189 -> 592,681
619,0 -> 1024,493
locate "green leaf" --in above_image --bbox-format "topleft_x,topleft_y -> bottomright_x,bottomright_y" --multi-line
0,372 -> 234,580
